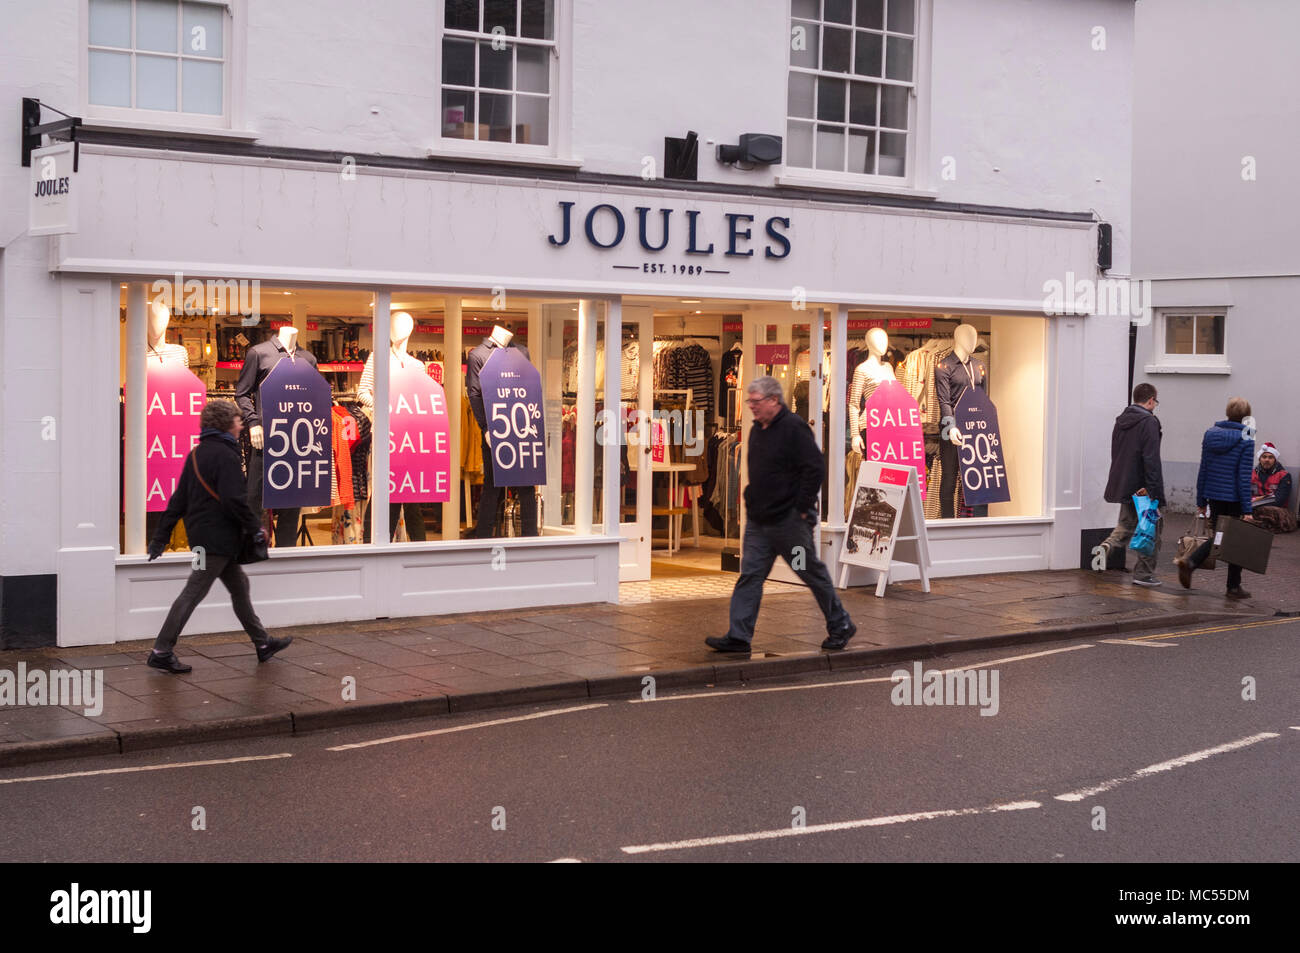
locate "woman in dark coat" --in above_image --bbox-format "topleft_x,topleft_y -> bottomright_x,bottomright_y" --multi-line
1175,397 -> 1255,599
146,399 -> 290,673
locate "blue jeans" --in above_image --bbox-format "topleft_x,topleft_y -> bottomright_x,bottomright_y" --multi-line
727,510 -> 852,644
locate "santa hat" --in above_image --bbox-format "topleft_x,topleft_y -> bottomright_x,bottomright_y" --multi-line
1259,442 -> 1278,456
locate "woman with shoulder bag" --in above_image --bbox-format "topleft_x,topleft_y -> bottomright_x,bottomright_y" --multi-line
1175,397 -> 1255,599
145,399 -> 291,673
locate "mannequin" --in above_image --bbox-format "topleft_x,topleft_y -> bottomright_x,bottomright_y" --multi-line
935,323 -> 988,518
358,312 -> 428,542
235,322 -> 320,547
849,328 -> 898,454
146,300 -> 190,368
466,324 -> 537,537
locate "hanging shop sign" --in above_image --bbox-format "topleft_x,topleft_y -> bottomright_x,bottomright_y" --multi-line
144,364 -> 206,512
259,357 -> 333,508
29,142 -> 78,237
952,388 -> 1011,506
889,318 -> 933,329
479,347 -> 547,486
839,460 -> 932,598
859,380 -> 927,501
754,344 -> 790,365
389,361 -> 452,502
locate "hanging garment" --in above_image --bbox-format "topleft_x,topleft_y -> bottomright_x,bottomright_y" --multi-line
621,341 -> 639,400
461,396 -> 484,485
330,405 -> 356,508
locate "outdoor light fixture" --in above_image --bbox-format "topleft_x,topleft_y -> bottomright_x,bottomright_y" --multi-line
716,133 -> 782,167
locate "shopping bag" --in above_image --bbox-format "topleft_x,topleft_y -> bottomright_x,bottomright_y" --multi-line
1128,494 -> 1159,557
1211,516 -> 1273,574
1176,515 -> 1215,570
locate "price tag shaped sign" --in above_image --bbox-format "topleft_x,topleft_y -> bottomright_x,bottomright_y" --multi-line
953,388 -> 1010,506
144,364 -> 206,512
259,358 -> 333,508
390,362 -> 451,503
860,380 -> 927,501
480,347 -> 547,486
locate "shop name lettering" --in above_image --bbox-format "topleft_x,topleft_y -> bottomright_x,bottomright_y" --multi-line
547,201 -> 792,263
33,176 -> 71,197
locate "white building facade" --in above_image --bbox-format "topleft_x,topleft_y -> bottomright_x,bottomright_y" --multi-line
0,0 -> 1135,648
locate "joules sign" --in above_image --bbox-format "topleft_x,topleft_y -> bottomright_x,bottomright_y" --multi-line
546,200 -> 791,261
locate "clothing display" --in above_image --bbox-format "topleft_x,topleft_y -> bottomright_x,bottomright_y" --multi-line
847,360 -> 895,438
356,348 -> 426,410
935,352 -> 987,423
719,345 -> 742,422
653,340 -> 715,421
621,341 -> 639,400
466,337 -> 538,538
147,341 -> 190,368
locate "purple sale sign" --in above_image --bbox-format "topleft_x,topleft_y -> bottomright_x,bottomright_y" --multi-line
953,388 -> 1010,506
259,357 -> 333,508
480,347 -> 546,486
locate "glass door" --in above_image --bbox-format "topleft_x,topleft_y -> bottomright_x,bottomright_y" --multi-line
618,305 -> 653,581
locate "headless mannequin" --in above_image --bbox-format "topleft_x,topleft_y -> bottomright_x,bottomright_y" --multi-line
937,323 -> 988,518
361,312 -> 428,542
849,328 -> 897,454
468,324 -> 537,538
146,301 -> 189,368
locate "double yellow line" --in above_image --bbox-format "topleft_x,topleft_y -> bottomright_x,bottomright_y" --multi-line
1126,616 -> 1299,643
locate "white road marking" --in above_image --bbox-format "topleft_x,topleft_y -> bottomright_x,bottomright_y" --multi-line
1054,732 -> 1281,802
630,644 -> 1094,704
620,800 -> 1042,854
327,703 -> 609,751
0,753 -> 292,785
1100,638 -> 1176,648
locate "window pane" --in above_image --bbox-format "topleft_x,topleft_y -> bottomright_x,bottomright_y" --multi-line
445,0 -> 479,31
881,83 -> 908,128
790,20 -> 819,69
849,80 -> 877,125
816,76 -> 845,122
1165,315 -> 1194,354
887,0 -> 915,34
136,54 -> 179,110
520,0 -> 554,39
1195,315 -> 1224,354
824,0 -> 852,24
480,91 -> 512,140
787,120 -> 814,167
89,0 -> 131,47
853,30 -> 882,77
792,0 -> 819,18
879,131 -> 906,176
886,35 -> 913,81
483,0 -> 518,36
788,71 -> 815,118
517,43 -> 549,93
516,93 -> 548,145
182,2 -> 223,58
815,125 -> 845,171
856,0 -> 884,29
88,50 -> 131,106
848,128 -> 875,174
137,0 -> 178,53
442,88 -> 476,137
822,25 -> 851,71
443,37 -> 475,85
182,57 -> 222,113
480,40 -> 513,89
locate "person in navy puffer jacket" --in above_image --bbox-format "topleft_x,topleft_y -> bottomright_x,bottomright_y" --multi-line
1175,397 -> 1255,598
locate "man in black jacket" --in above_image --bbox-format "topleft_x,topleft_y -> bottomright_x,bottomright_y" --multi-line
1095,382 -> 1165,585
707,377 -> 856,653
146,399 -> 290,673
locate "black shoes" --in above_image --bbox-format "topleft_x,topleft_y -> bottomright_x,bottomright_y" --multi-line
705,635 -> 752,654
147,652 -> 192,674
1225,588 -> 1252,600
821,622 -> 858,651
256,636 -> 293,663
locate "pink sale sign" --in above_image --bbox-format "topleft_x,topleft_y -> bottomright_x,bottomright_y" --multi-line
145,364 -> 206,512
389,362 -> 451,503
860,380 -> 926,500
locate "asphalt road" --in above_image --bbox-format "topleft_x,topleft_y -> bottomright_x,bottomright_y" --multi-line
1,617 -> 1296,863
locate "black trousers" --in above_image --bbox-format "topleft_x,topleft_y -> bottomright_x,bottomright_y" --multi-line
362,500 -> 427,542
247,448 -> 300,547
473,437 -> 538,537
1190,500 -> 1244,590
152,553 -> 268,654
940,438 -> 959,519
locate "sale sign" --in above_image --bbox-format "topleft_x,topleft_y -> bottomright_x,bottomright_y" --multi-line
259,357 -> 333,508
145,364 -> 206,511
480,347 -> 547,486
389,361 -> 451,502
953,388 -> 1010,505
859,380 -> 927,501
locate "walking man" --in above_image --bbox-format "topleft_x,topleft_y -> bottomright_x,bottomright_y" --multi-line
707,377 -> 856,653
1094,382 -> 1165,586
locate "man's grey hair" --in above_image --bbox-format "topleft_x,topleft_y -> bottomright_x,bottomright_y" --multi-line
747,375 -> 786,405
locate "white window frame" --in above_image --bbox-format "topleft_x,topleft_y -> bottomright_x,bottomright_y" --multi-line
432,0 -> 573,164
80,0 -> 250,137
1146,308 -> 1232,375
777,0 -> 934,196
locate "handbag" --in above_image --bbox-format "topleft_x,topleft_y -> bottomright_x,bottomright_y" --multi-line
1176,514 -> 1215,570
191,453 -> 269,565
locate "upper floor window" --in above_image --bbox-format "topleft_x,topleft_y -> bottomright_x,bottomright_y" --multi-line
441,0 -> 556,149
787,0 -> 916,178
87,0 -> 228,119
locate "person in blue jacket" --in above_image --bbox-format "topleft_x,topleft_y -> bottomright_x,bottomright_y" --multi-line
1176,397 -> 1255,598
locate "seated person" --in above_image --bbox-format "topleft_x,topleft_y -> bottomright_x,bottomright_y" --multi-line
1250,442 -> 1295,533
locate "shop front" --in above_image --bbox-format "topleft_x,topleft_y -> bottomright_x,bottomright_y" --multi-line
44,144 -> 1108,646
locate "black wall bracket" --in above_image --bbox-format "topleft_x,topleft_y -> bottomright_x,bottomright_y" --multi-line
21,97 -> 82,171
